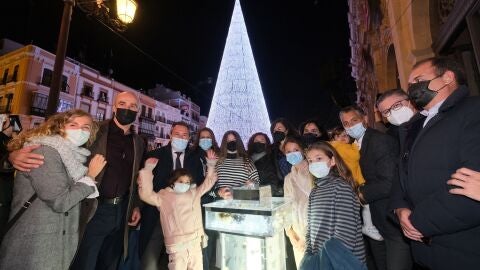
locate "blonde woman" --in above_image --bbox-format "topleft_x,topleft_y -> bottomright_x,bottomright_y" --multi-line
282,136 -> 312,268
0,109 -> 106,270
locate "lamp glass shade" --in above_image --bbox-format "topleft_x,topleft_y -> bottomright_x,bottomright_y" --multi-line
116,0 -> 137,24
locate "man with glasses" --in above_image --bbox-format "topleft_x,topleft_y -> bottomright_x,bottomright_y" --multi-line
339,105 -> 410,270
389,57 -> 480,270
376,89 -> 417,127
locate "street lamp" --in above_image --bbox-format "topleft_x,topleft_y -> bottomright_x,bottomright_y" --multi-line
45,0 -> 137,117
116,0 -> 137,24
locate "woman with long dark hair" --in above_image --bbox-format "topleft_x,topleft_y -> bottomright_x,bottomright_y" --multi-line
247,132 -> 281,195
214,130 -> 259,199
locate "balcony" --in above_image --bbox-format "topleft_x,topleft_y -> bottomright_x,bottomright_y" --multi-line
30,92 -> 48,117
81,86 -> 94,99
98,92 -> 109,103
139,116 -> 155,137
155,115 -> 166,123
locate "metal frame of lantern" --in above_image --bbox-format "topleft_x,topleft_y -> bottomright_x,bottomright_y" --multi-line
77,0 -> 137,32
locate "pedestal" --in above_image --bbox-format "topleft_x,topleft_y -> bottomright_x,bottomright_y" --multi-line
204,197 -> 292,270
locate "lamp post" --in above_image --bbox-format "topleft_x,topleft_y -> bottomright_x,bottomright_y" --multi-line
45,0 -> 137,117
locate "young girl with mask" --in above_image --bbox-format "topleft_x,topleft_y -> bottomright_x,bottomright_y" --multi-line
303,141 -> 365,266
137,149 -> 218,270
215,130 -> 259,199
0,109 -> 106,270
328,127 -> 382,241
282,137 -> 312,268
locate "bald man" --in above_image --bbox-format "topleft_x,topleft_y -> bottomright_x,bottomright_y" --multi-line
9,91 -> 146,270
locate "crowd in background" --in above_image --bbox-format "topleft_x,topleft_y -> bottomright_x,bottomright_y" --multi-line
1,56 -> 480,270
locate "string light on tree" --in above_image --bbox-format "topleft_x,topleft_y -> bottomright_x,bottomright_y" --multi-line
207,0 -> 271,144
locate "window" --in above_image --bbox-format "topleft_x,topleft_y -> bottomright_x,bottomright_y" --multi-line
41,68 -> 52,86
141,105 -> 146,117
61,75 -> 68,93
57,100 -> 73,112
12,65 -> 19,82
2,69 -> 9,85
81,83 -> 94,98
148,107 -> 152,119
96,107 -> 106,121
98,91 -> 108,103
31,92 -> 48,116
80,102 -> 91,113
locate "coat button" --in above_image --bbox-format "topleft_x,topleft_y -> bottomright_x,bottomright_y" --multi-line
65,212 -> 69,216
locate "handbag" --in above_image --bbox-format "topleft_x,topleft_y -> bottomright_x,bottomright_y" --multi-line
0,193 -> 37,243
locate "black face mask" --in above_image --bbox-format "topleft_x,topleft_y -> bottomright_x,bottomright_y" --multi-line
302,133 -> 320,146
273,131 -> 286,143
226,141 -> 237,151
251,142 -> 266,153
407,75 -> 447,109
115,108 -> 137,125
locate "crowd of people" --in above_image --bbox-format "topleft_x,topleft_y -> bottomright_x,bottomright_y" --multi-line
0,56 -> 480,270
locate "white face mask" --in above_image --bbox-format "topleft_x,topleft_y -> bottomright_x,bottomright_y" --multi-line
308,161 -> 331,178
345,122 -> 366,140
65,129 -> 90,147
173,182 -> 190,193
387,107 -> 414,126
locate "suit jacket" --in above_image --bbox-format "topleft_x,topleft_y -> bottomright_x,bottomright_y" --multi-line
79,120 -> 145,259
138,143 -> 204,257
359,128 -> 402,238
390,86 -> 480,268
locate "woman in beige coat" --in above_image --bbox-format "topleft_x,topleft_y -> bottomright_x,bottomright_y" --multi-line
282,137 -> 313,268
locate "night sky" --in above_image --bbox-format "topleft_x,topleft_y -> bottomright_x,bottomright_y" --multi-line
1,0 -> 356,129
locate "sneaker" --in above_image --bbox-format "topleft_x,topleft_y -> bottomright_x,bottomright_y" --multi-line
362,205 -> 384,241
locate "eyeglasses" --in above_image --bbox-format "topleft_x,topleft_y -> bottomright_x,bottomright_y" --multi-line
380,99 -> 408,117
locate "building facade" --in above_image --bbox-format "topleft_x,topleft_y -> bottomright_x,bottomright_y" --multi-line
147,84 -> 202,135
0,40 -> 207,150
348,0 -> 480,124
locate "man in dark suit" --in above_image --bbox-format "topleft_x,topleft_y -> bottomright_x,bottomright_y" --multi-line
139,122 -> 204,270
340,105 -> 412,270
390,57 -> 480,270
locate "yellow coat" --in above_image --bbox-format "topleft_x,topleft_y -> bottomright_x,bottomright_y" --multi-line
329,141 -> 365,185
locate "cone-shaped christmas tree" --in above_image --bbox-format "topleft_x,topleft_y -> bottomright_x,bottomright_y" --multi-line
207,0 -> 271,144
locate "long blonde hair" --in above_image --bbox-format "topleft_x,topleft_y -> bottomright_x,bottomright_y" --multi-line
8,109 -> 98,151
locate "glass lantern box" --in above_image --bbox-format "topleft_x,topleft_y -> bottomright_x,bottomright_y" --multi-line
204,197 -> 292,270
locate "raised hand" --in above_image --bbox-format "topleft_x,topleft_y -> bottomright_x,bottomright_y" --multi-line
206,149 -> 218,160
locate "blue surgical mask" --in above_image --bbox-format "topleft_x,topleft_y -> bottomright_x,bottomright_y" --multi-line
171,137 -> 189,151
345,123 -> 366,140
199,138 -> 213,151
309,161 -> 330,178
173,182 -> 190,193
286,151 -> 303,165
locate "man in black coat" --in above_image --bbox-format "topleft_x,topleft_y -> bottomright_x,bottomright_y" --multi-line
139,122 -> 204,270
390,57 -> 480,270
340,106 -> 412,270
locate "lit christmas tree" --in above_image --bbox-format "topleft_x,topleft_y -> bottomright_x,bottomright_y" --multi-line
207,0 -> 271,144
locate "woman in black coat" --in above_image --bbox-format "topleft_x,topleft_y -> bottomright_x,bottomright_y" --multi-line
247,132 -> 282,196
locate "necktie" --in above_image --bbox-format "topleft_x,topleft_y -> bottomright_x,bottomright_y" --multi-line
175,152 -> 182,169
